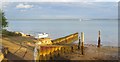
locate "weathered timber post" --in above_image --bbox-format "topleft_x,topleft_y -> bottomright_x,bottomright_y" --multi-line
78,36 -> 81,50
81,32 -> 84,55
97,30 -> 101,48
71,46 -> 73,52
34,45 -> 40,62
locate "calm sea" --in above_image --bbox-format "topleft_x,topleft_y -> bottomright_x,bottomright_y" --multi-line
6,19 -> 118,46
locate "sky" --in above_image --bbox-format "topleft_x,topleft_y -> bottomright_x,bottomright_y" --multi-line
1,0 -> 119,19
1,0 -> 119,2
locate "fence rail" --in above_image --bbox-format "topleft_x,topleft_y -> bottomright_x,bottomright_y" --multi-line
35,32 -> 79,61
52,32 -> 78,44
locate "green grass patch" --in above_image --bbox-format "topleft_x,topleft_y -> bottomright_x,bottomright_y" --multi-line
1,29 -> 22,37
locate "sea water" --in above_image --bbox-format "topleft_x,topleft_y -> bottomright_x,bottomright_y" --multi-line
6,19 -> 118,46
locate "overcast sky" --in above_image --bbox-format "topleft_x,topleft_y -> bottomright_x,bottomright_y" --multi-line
1,0 -> 119,19
1,0 -> 119,2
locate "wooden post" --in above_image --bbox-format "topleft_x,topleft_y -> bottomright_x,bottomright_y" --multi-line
78,36 -> 81,50
81,32 -> 84,55
97,30 -> 101,48
71,46 -> 73,52
34,45 -> 39,62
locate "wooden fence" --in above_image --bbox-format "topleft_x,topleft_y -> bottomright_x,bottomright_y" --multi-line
35,32 -> 79,61
36,44 -> 78,61
52,32 -> 78,44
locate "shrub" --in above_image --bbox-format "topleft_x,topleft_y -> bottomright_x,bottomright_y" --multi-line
2,29 -> 22,37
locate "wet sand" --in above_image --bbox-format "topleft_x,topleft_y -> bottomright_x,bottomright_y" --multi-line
57,44 -> 119,60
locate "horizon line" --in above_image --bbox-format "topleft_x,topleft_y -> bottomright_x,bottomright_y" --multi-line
7,18 -> 118,20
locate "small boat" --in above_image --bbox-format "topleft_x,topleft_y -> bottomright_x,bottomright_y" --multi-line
35,33 -> 48,39
79,19 -> 82,21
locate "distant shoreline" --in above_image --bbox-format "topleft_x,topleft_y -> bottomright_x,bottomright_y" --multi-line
7,18 -> 118,21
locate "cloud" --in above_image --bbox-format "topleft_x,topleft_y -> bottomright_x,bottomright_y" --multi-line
2,2 -> 10,9
16,3 -> 33,9
95,0 -> 119,2
2,0 -> 119,2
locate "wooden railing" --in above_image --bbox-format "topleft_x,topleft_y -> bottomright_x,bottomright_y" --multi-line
36,44 -> 78,61
52,32 -> 78,44
35,32 -> 79,61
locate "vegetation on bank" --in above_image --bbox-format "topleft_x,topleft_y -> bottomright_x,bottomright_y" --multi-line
0,10 -> 21,37
0,10 -> 8,29
1,29 -> 22,37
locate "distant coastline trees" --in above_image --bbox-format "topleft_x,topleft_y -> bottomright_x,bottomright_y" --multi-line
0,10 -> 8,29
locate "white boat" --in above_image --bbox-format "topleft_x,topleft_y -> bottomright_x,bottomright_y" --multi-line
79,19 -> 82,21
35,33 -> 48,39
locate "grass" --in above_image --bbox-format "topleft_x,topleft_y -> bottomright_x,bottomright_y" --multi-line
1,29 -> 36,50
1,29 -> 22,37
